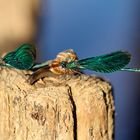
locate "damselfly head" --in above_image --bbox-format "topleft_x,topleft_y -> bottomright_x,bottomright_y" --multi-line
60,61 -> 67,68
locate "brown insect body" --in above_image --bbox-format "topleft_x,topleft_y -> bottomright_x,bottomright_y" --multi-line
28,49 -> 79,84
49,49 -> 78,75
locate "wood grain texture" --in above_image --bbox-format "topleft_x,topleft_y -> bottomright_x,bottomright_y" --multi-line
0,67 -> 114,140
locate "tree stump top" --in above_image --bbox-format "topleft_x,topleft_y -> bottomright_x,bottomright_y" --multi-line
0,67 -> 114,140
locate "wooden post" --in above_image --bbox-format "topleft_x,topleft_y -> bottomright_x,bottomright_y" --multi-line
0,67 -> 114,140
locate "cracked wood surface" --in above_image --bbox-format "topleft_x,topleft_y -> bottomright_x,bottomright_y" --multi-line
0,67 -> 114,140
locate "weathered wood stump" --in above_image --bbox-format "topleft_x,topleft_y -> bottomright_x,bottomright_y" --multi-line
0,67 -> 114,140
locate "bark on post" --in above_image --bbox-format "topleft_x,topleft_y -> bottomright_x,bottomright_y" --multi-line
0,67 -> 114,140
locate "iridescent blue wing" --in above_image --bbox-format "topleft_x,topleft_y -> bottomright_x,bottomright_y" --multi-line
66,51 -> 131,73
3,44 -> 36,70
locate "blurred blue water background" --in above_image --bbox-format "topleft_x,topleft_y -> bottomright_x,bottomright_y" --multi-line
36,0 -> 140,139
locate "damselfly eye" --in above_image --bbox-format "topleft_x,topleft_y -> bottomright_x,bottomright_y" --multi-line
61,61 -> 67,68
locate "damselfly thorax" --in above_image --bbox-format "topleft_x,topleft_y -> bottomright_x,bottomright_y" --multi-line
49,49 -> 78,74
